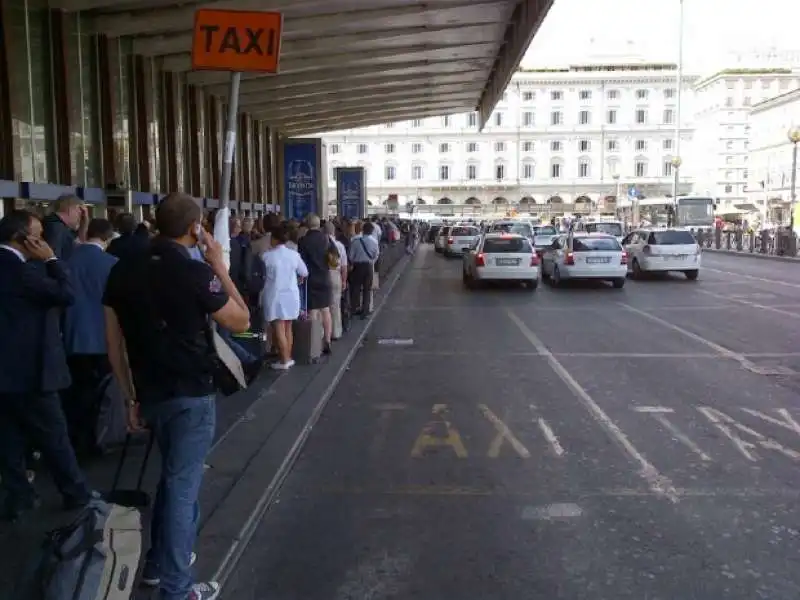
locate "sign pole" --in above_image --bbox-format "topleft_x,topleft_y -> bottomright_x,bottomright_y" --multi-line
219,72 -> 241,212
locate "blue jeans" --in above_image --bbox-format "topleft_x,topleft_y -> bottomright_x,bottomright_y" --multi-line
218,327 -> 258,365
141,395 -> 216,600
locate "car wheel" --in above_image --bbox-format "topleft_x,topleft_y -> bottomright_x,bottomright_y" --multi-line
684,269 -> 699,281
612,278 -> 625,289
552,266 -> 562,287
631,258 -> 643,279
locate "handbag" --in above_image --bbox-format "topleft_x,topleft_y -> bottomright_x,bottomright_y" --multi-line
105,430 -> 155,508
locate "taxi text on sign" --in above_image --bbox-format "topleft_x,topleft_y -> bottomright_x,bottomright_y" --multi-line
192,9 -> 283,73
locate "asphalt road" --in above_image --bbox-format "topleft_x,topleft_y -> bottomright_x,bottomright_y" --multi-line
223,246 -> 800,600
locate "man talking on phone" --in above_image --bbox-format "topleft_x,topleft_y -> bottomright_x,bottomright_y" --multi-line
103,193 -> 250,600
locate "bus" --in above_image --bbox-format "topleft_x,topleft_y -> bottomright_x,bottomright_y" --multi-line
631,196 -> 715,230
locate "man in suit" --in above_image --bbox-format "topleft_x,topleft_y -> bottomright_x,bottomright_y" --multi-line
42,193 -> 87,261
107,211 -> 149,261
0,210 -> 93,522
63,219 -> 119,456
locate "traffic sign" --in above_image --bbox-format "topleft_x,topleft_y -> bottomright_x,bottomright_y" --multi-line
192,9 -> 283,73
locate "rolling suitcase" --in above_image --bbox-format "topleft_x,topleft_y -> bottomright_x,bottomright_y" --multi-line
292,283 -> 323,365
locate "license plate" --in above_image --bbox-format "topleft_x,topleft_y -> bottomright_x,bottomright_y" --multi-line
496,258 -> 519,266
585,257 -> 609,264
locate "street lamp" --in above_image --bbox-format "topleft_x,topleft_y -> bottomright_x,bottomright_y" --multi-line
788,126 -> 800,235
672,0 -> 685,201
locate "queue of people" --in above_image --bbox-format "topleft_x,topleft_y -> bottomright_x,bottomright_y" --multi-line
0,193 -> 410,600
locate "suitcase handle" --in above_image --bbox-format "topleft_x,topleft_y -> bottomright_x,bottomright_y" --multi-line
111,431 -> 155,493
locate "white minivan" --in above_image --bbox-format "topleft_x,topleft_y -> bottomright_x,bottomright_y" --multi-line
622,228 -> 701,280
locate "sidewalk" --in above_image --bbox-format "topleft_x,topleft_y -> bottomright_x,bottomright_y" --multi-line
703,247 -> 800,262
0,241 -> 409,598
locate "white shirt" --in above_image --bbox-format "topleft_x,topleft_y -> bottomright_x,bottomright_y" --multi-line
0,244 -> 26,262
372,222 -> 382,241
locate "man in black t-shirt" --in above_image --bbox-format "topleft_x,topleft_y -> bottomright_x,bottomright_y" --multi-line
103,193 -> 249,600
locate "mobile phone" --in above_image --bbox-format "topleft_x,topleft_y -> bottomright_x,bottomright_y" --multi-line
194,225 -> 208,254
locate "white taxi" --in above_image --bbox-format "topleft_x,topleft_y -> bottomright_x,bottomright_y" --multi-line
462,233 -> 540,291
540,233 -> 627,289
622,228 -> 701,280
444,225 -> 481,257
434,225 -> 452,253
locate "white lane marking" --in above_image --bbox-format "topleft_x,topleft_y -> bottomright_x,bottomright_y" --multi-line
697,407 -> 758,461
555,352 -> 719,358
537,417 -> 565,457
696,288 -> 800,320
633,406 -> 674,413
703,267 -> 800,290
698,407 -> 800,462
479,404 -> 531,458
522,503 -> 583,520
740,408 -> 800,437
633,408 -> 712,461
505,309 -> 679,503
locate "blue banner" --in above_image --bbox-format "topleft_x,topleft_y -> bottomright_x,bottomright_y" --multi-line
336,167 -> 365,220
283,140 -> 319,220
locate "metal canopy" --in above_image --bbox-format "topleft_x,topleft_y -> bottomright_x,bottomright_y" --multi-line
62,0 -> 554,135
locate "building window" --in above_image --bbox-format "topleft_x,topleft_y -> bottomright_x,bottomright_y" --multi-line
724,184 -> 733,193
725,170 -> 733,180
607,89 -> 619,100
635,160 -> 647,177
495,163 -> 505,180
385,143 -> 395,154
663,109 -> 674,125
522,91 -> 535,101
607,139 -> 618,152
663,139 -> 673,150
578,160 -> 590,178
439,142 -> 450,153
663,161 -> 673,177
442,115 -> 451,127
743,96 -> 752,106
607,109 -> 617,124
439,164 -> 450,180
495,141 -> 505,152
385,165 -> 396,180
725,97 -> 734,107
467,163 -> 477,180
551,162 -> 562,178
494,112 -> 503,126
551,91 -> 563,101
411,164 -> 423,180
635,139 -> 647,151
329,144 -> 340,154
357,144 -> 368,154
385,122 -> 393,129
578,139 -> 591,152
522,162 -> 534,179
412,119 -> 423,127
578,110 -> 591,125
412,142 -> 423,154
664,88 -> 676,99
468,112 -> 477,127
579,90 -> 592,100
522,141 -> 534,152
635,109 -> 647,124
522,111 -> 534,127
551,111 -> 562,125
726,141 -> 734,150
551,140 -> 562,152
467,142 -> 478,153
636,89 -> 649,100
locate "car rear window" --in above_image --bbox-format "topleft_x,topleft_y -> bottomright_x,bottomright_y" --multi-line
451,227 -> 478,236
483,238 -> 532,253
439,227 -> 451,236
586,222 -> 623,237
648,231 -> 696,245
572,237 -> 621,251
491,223 -> 532,236
534,226 -> 557,236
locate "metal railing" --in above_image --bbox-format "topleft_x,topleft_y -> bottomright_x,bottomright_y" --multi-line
695,230 -> 799,258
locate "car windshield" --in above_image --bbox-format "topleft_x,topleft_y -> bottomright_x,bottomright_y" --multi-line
483,238 -> 532,253
492,223 -> 532,237
452,227 -> 478,236
648,231 -> 696,245
585,222 -> 623,237
572,237 -> 622,251
534,226 -> 557,236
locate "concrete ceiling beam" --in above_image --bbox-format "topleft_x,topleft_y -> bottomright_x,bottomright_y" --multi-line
279,105 -> 467,136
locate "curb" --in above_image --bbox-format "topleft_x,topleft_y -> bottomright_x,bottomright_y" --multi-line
702,248 -> 800,263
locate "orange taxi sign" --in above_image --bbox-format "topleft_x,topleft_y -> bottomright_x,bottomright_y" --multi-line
192,9 -> 283,73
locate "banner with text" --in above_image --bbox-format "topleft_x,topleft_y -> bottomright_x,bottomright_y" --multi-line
335,167 -> 366,220
282,139 -> 320,220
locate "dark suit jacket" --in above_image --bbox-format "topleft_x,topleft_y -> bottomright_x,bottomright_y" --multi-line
64,244 -> 118,356
107,231 -> 150,262
0,248 -> 75,393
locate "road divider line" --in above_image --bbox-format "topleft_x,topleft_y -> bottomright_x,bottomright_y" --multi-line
703,267 -> 800,290
505,308 -> 679,503
536,417 -> 565,457
651,413 -> 713,462
696,288 -> 800,321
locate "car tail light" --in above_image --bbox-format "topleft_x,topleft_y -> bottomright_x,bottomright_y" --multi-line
642,245 -> 652,255
530,254 -> 540,266
475,253 -> 486,266
564,251 -> 575,265
620,251 -> 628,265
447,237 -> 454,244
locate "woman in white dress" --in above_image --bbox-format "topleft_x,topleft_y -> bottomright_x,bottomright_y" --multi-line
261,224 -> 309,370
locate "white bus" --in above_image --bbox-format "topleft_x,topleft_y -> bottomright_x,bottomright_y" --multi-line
629,196 -> 715,230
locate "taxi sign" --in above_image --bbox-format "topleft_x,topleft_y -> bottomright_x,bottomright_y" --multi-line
192,9 -> 283,73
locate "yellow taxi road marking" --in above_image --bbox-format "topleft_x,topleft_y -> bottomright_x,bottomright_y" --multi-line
536,417 -> 565,457
696,288 -> 800,320
478,404 -> 531,458
698,407 -> 800,462
505,308 -> 679,503
410,404 -> 468,458
702,267 -> 800,290
634,407 -> 712,462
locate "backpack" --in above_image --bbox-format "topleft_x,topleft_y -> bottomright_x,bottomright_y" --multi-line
17,499 -> 142,600
246,249 -> 266,296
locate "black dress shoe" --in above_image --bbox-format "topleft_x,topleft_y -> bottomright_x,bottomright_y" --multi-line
323,342 -> 332,355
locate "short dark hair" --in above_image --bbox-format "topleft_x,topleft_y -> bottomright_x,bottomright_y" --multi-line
271,223 -> 290,244
155,193 -> 202,239
87,218 -> 114,241
53,194 -> 81,213
362,221 -> 374,236
115,212 -> 137,235
0,209 -> 37,245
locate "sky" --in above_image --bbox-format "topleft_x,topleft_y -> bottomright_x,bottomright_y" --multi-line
522,0 -> 800,74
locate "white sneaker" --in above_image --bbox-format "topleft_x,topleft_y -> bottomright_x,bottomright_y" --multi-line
188,581 -> 221,600
271,359 -> 295,370
140,552 -> 197,587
